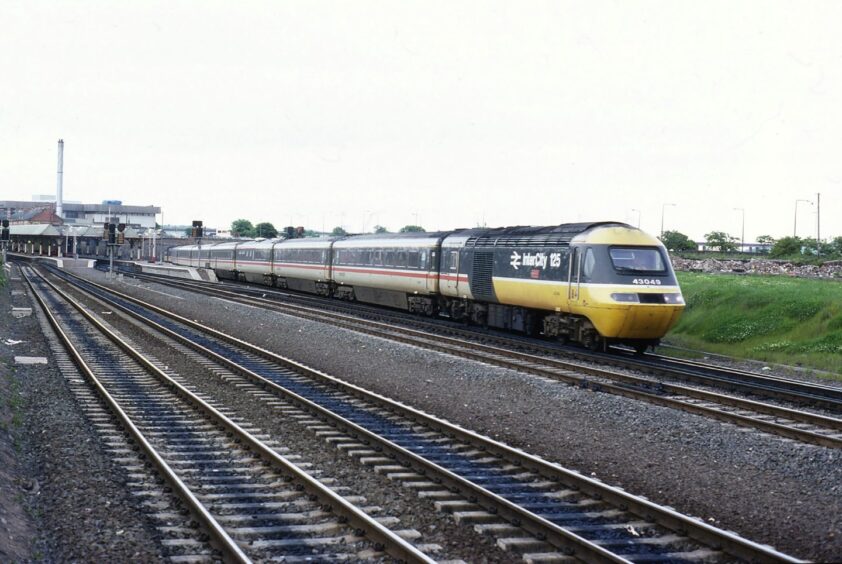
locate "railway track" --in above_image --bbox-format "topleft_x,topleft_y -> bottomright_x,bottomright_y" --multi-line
33,264 -> 803,563
83,265 -> 842,449
23,266 -> 431,563
103,265 -> 842,409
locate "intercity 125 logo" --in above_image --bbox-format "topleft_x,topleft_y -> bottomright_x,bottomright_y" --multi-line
510,251 -> 562,270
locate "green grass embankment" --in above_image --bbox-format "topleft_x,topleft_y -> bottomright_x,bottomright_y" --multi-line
666,272 -> 842,376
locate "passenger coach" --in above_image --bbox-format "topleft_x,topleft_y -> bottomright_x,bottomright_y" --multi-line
330,232 -> 448,313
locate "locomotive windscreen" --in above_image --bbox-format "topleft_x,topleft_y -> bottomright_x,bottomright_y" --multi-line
609,247 -> 666,273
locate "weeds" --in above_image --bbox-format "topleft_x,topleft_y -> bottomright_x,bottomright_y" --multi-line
668,272 -> 842,377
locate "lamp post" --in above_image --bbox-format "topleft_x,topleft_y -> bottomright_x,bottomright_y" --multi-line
794,199 -> 812,237
816,192 -> 821,257
631,208 -> 641,228
660,203 -> 676,238
733,208 -> 745,252
362,209 -> 371,234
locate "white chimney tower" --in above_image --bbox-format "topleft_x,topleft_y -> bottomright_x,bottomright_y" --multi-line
56,139 -> 64,218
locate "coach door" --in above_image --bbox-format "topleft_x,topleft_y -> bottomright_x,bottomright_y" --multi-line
568,246 -> 581,305
425,249 -> 438,293
441,249 -> 460,295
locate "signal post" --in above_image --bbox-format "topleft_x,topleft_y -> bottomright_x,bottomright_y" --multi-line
102,220 -> 127,279
1,219 -> 9,264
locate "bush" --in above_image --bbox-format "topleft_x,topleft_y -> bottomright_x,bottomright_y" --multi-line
770,236 -> 802,257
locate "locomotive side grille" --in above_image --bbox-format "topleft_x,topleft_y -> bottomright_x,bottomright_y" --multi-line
470,251 -> 495,299
469,233 -> 578,248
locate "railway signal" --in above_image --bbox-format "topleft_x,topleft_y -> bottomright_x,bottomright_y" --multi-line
117,223 -> 126,245
108,223 -> 116,245
102,221 -> 110,241
191,220 -> 203,238
1,219 -> 8,264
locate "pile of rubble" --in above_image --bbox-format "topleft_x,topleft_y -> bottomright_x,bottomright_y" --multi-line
671,257 -> 842,279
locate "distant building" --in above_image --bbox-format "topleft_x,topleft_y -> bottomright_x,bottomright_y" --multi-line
163,225 -> 221,238
0,199 -> 160,228
9,205 -> 63,225
696,241 -> 772,254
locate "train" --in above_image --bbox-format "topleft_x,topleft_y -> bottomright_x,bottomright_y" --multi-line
166,222 -> 685,352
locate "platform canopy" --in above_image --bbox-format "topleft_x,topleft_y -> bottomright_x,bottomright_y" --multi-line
8,223 -> 145,239
9,224 -> 62,237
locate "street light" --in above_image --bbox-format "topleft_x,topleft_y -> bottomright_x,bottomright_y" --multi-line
816,192 -> 821,257
733,208 -> 745,252
660,203 -> 676,237
631,208 -> 641,228
794,199 -> 812,237
362,209 -> 371,233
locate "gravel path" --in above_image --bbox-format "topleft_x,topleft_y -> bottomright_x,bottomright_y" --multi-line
1,264 -> 163,562
81,268 -> 842,562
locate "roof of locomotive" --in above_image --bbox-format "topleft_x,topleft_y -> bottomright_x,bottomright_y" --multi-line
463,222 -> 631,247
573,224 -> 662,246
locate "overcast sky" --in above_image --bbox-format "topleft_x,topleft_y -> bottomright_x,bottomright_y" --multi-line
2,1 -> 840,241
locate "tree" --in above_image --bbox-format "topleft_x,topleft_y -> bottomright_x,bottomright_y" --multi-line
254,222 -> 278,238
659,230 -> 696,252
399,225 -> 425,233
331,226 -> 348,236
770,236 -> 802,257
704,231 -> 738,252
800,237 -> 819,255
231,219 -> 255,237
756,234 -> 775,245
373,225 -> 389,234
829,236 -> 842,256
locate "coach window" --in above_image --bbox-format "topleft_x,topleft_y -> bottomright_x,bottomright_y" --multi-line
373,251 -> 382,266
419,250 -> 427,270
582,248 -> 596,282
384,251 -> 395,267
396,251 -> 408,267
448,250 -> 459,271
408,251 -> 420,269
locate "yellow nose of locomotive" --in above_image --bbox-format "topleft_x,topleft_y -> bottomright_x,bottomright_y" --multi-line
579,285 -> 685,339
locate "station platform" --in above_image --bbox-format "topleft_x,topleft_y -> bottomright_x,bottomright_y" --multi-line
5,253 -> 216,282
128,260 -> 218,282
6,253 -> 96,269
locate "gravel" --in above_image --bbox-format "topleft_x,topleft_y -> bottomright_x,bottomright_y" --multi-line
79,267 -> 842,562
1,264 -> 163,562
56,273 -> 512,562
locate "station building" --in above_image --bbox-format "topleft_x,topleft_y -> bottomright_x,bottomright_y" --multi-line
1,200 -> 160,229
1,199 -> 164,260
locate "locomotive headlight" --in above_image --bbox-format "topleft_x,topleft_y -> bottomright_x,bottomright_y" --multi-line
663,293 -> 685,304
610,292 -> 640,303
